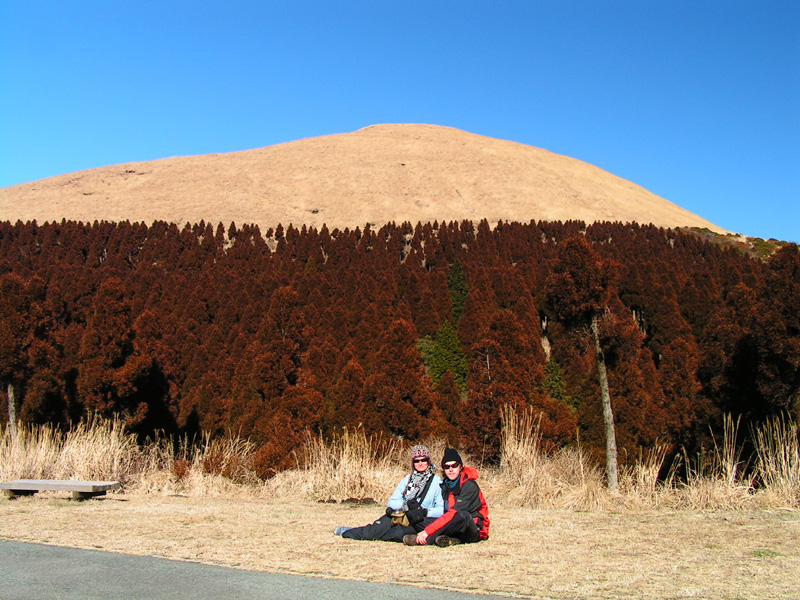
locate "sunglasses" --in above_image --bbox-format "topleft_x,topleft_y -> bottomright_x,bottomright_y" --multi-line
412,458 -> 429,464
443,462 -> 461,470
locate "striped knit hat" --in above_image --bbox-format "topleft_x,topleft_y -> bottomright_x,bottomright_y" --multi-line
409,444 -> 431,464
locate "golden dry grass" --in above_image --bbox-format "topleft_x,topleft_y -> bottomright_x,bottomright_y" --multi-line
287,429 -> 405,502
0,124 -> 727,234
1,496 -> 798,599
2,411 -> 799,510
0,415 -> 147,483
751,414 -> 800,501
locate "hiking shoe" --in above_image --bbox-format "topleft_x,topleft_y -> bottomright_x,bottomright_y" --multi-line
334,526 -> 353,536
435,535 -> 461,547
403,534 -> 418,546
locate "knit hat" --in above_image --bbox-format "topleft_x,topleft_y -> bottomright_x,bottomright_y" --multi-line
442,448 -> 463,467
410,444 -> 431,464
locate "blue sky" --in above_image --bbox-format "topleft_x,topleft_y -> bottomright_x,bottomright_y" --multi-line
1,2 -> 798,242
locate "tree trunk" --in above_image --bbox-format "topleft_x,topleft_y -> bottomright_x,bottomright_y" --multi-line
7,381 -> 17,442
591,315 -> 618,492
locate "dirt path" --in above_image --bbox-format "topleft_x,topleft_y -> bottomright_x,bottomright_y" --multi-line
1,495 -> 798,599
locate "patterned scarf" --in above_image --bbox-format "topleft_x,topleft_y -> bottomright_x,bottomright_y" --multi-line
402,465 -> 435,511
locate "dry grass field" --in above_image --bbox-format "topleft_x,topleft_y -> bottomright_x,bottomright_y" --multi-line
2,413 -> 799,599
2,495 -> 799,600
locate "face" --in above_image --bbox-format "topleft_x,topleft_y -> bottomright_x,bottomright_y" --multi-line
442,461 -> 462,481
412,457 -> 430,472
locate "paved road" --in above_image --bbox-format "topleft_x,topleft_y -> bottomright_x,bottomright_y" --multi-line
0,541 -> 498,600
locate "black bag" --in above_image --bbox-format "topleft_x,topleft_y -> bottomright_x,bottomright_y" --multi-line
405,497 -> 425,525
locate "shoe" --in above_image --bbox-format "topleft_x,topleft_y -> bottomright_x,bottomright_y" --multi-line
435,535 -> 461,547
403,534 -> 418,546
334,526 -> 353,536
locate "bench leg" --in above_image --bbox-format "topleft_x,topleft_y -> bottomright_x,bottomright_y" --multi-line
4,489 -> 37,499
72,490 -> 108,501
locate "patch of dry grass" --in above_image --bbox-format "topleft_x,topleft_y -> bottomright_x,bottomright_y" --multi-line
491,405 -> 607,510
1,496 -> 798,599
268,429 -> 405,503
2,409 -> 799,510
752,414 -> 800,505
0,416 -> 260,497
0,415 -> 149,483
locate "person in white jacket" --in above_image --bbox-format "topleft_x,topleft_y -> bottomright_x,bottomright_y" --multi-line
334,444 -> 444,542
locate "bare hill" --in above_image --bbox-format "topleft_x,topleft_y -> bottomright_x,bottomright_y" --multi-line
0,124 -> 726,233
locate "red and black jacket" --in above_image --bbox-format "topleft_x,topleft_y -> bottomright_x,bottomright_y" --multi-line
424,466 -> 490,540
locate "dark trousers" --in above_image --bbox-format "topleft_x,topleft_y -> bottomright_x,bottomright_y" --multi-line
427,510 -> 481,545
342,515 -> 434,542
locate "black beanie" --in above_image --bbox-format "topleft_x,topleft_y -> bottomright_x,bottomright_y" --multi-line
442,448 -> 463,466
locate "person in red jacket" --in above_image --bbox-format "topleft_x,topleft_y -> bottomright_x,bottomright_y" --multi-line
404,448 -> 489,547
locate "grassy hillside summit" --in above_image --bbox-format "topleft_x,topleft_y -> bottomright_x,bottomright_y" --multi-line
689,227 -> 792,260
0,124 -> 727,234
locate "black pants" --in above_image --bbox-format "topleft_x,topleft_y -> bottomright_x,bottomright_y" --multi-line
427,510 -> 481,545
342,515 -> 434,542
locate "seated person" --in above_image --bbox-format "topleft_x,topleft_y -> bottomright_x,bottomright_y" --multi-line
334,444 -> 443,542
404,448 -> 489,547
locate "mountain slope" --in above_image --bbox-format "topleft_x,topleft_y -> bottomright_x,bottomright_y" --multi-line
0,124 -> 726,233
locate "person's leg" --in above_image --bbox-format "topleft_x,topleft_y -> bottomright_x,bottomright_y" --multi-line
427,510 -> 480,545
402,516 -> 441,545
341,515 -> 394,541
380,523 -> 415,543
418,516 -> 437,532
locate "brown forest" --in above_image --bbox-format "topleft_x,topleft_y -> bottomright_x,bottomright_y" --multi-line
1,218 -> 798,476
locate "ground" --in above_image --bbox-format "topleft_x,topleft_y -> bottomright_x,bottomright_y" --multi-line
1,494 -> 798,599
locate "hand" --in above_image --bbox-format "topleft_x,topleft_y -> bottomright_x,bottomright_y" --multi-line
416,531 -> 429,545
406,507 -> 423,524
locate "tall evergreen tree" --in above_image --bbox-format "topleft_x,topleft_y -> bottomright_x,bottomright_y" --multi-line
447,261 -> 469,324
0,273 -> 33,438
419,320 -> 468,394
546,237 -> 620,490
76,278 -> 152,429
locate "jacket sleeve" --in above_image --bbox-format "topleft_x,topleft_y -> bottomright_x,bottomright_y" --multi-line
387,475 -> 410,511
424,505 -> 454,536
421,475 -> 444,518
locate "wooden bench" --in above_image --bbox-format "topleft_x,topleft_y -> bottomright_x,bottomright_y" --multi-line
0,479 -> 120,500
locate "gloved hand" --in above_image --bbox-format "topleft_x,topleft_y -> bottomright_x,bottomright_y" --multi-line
405,497 -> 427,525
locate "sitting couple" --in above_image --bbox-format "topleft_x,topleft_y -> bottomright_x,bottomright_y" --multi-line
334,445 -> 489,547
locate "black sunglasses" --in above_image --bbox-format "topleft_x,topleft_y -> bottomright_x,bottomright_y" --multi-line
443,462 -> 460,470
413,458 -> 429,464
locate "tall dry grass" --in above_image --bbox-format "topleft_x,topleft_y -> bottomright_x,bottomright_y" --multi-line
0,415 -> 260,496
662,414 -> 757,509
492,404 -> 607,510
136,432 -> 262,497
2,408 -> 798,509
0,415 -> 153,484
486,407 -> 799,510
751,414 -> 800,505
262,429 -> 406,502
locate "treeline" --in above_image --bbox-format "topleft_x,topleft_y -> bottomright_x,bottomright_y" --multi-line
1,219 -> 798,476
